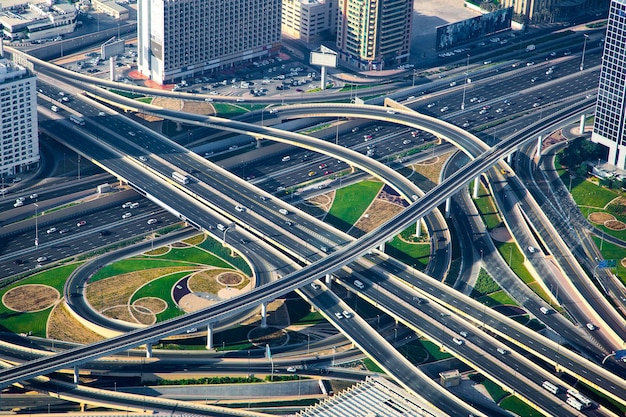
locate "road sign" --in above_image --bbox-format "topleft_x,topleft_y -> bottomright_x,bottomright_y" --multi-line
598,259 -> 617,268
616,349 -> 626,361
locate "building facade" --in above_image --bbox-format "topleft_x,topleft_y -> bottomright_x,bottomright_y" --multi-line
0,3 -> 77,41
591,0 -> 626,169
335,0 -> 412,70
137,0 -> 282,85
0,53 -> 39,178
499,0 -> 607,23
282,0 -> 336,43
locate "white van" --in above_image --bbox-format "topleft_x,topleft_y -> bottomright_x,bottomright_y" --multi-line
216,223 -> 226,231
353,280 -> 364,289
51,105 -> 59,112
279,208 -> 289,215
281,156 -> 291,162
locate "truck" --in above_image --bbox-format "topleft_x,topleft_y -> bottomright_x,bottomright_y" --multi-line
96,183 -> 111,194
526,44 -> 536,52
70,114 -> 85,125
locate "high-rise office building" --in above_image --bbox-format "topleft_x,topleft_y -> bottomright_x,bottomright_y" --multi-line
0,48 -> 39,178
336,0 -> 412,70
592,0 -> 626,169
137,0 -> 282,85
282,0 -> 336,44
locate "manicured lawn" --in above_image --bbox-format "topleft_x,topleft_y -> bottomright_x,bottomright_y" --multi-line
473,185 -> 502,230
131,271 -> 190,322
471,269 -> 500,297
480,290 -> 518,307
90,259 -> 193,282
499,395 -> 547,417
198,237 -> 252,276
494,242 -> 534,284
291,310 -> 325,325
153,247 -> 233,268
363,358 -> 385,373
0,263 -> 82,336
421,338 -> 452,361
327,180 -> 383,231
212,103 -> 248,116
397,339 -> 430,364
590,236 -> 626,284
469,374 -> 509,402
385,237 -> 431,270
568,177 -> 620,208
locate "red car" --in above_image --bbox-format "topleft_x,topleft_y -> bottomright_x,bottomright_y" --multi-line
76,220 -> 87,227
324,170 -> 333,175
319,163 -> 327,169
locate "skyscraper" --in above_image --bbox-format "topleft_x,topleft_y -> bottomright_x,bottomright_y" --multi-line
137,0 -> 282,85
592,0 -> 626,169
0,48 -> 39,178
336,0 -> 412,70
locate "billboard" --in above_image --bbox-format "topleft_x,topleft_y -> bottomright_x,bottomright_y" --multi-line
310,46 -> 337,68
101,39 -> 125,59
435,7 -> 513,51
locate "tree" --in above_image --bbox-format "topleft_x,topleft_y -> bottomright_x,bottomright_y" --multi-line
560,137 -> 602,169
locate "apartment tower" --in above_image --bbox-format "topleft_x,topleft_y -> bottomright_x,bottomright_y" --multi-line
0,46 -> 39,178
336,0 -> 412,70
591,0 -> 626,169
137,0 -> 282,85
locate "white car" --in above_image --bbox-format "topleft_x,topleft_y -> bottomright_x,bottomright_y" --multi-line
452,337 -> 464,346
586,323 -> 596,331
440,106 -> 449,112
130,202 -> 139,209
13,201 -> 23,208
138,156 -> 148,162
122,202 -> 132,209
279,208 -> 289,215
527,246 -> 537,253
286,367 -> 297,372
122,212 -> 132,219
46,227 -> 57,234
334,312 -> 343,320
147,218 -> 158,225
98,111 -> 106,117
342,310 -> 351,319
310,282 -> 320,290
127,131 -> 136,136
30,193 -> 38,199
235,205 -> 246,212
36,256 -> 47,263
403,139 -> 412,145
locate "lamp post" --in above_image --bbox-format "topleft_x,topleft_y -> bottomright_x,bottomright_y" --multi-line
461,54 -> 469,110
34,203 -> 39,247
580,34 -> 589,71
412,69 -> 417,87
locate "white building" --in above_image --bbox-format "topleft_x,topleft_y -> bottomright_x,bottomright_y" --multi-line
0,51 -> 39,178
592,0 -> 626,169
137,0 -> 282,85
0,3 -> 77,41
281,0 -> 336,44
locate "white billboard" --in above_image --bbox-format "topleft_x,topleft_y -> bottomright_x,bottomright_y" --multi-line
310,50 -> 337,68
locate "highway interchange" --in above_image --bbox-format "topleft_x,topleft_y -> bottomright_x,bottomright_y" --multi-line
1,32 -> 626,416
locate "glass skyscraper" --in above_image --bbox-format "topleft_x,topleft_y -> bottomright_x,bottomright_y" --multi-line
592,0 -> 626,169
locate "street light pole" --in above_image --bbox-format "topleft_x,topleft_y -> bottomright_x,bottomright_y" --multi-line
461,54 -> 469,110
580,34 -> 589,71
34,203 -> 39,247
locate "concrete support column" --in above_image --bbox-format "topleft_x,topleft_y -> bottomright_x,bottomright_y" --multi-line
261,302 -> 268,328
321,66 -> 327,91
414,219 -> 422,237
176,121 -> 183,132
325,273 -> 332,284
579,114 -> 586,134
378,242 -> 385,252
472,177 -> 480,199
146,343 -> 152,358
256,138 -> 262,148
445,198 -> 451,218
507,153 -> 512,164
206,323 -> 214,349
536,135 -> 542,159
73,365 -> 79,384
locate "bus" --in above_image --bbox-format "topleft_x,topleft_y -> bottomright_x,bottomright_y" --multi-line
69,114 -> 85,125
567,389 -> 592,408
172,171 -> 189,184
541,380 -> 560,395
566,397 -> 584,411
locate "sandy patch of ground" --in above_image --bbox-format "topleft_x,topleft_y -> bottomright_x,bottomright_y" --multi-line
355,200 -> 405,233
178,293 -> 212,312
605,220 -> 626,230
216,286 -> 246,300
133,297 -> 168,315
47,303 -> 104,344
305,191 -> 335,212
152,96 -> 214,116
240,299 -> 289,327
102,305 -> 136,323
589,212 -> 615,224
542,129 -> 567,151
3,285 -> 59,312
86,266 -> 196,314
490,227 -> 512,243
412,150 -> 453,184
